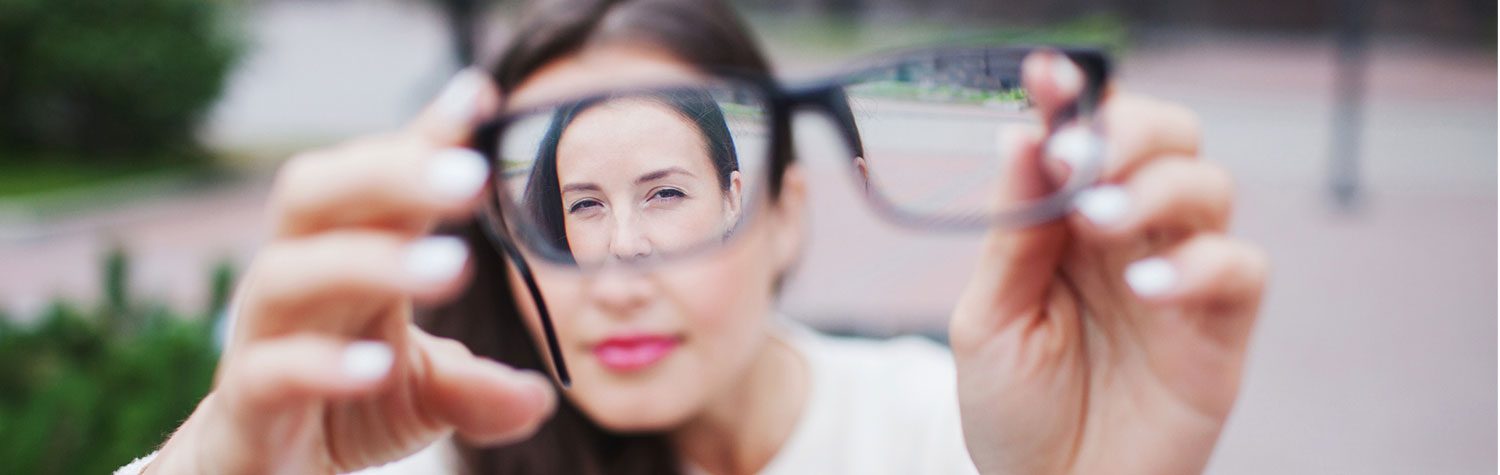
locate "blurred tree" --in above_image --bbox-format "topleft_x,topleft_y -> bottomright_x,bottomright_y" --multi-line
0,0 -> 241,161
0,250 -> 230,474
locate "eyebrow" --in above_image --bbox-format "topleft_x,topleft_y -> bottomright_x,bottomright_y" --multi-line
560,166 -> 695,194
635,166 -> 693,184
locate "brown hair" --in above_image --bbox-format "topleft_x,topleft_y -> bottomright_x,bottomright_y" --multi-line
416,0 -> 771,473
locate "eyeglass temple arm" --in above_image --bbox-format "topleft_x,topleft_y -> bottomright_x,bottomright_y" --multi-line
485,219 -> 573,388
505,241 -> 572,388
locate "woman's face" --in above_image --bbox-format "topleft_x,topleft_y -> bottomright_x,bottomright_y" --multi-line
555,97 -> 743,263
504,44 -> 803,431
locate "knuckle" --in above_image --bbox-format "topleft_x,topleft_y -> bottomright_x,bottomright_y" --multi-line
271,152 -> 324,206
220,351 -> 272,404
1200,237 -> 1269,289
1159,101 -> 1203,147
1206,164 -> 1235,195
1170,102 -> 1203,136
245,235 -> 399,309
251,242 -> 302,280
1240,244 -> 1272,286
1197,164 -> 1236,213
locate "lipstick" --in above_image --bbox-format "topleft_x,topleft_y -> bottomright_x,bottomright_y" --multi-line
592,334 -> 680,372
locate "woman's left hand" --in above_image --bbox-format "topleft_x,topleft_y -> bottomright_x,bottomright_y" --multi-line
949,52 -> 1268,475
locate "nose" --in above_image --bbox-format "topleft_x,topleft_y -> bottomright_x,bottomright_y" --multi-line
608,212 -> 652,262
589,266 -> 652,317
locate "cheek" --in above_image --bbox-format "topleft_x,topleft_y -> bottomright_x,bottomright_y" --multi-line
660,222 -> 780,358
644,197 -> 727,248
508,263 -> 587,365
564,218 -> 610,260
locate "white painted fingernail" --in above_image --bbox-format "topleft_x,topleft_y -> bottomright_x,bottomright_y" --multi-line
1045,126 -> 1101,170
436,68 -> 484,122
1125,257 -> 1178,297
427,148 -> 489,202
342,341 -> 394,382
404,236 -> 468,285
1051,56 -> 1083,96
1074,185 -> 1130,227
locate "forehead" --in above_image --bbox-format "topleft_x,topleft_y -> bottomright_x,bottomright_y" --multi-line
506,43 -> 706,112
556,99 -> 710,176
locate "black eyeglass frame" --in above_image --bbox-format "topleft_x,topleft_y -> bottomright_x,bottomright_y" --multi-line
470,45 -> 1112,388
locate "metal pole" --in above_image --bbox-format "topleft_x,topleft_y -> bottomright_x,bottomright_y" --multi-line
439,0 -> 480,66
1330,0 -> 1370,210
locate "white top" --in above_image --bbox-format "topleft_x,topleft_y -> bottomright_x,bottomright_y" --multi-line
120,322 -> 979,474
737,322 -> 979,475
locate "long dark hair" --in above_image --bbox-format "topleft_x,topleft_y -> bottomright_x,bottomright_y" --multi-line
415,1 -> 770,473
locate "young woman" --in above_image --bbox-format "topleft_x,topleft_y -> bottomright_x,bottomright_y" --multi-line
128,0 -> 1266,474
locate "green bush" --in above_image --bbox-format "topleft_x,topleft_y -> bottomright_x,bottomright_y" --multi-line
0,248 -> 229,474
0,0 -> 241,161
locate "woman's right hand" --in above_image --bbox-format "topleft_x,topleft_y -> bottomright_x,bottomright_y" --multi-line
144,70 -> 557,474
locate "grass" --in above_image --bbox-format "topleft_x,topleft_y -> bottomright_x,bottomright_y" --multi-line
0,152 -> 215,202
748,12 -> 1133,64
850,81 -> 1030,107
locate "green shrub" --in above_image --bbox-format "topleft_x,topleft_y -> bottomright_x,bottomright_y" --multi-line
0,0 -> 241,161
0,249 -> 230,474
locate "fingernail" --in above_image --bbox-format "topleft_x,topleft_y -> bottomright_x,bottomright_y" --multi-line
404,236 -> 469,285
1051,55 -> 1083,97
1046,126 -> 1102,170
1074,185 -> 1129,227
436,68 -> 484,123
342,341 -> 394,382
1125,257 -> 1178,297
427,148 -> 489,202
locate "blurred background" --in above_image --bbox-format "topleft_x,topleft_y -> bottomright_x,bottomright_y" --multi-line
0,0 -> 1493,473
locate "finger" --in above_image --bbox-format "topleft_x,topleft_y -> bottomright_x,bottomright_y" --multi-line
407,68 -> 501,146
1099,93 -> 1202,180
1072,158 -> 1234,239
1123,235 -> 1269,321
1023,51 -> 1113,187
413,331 -> 556,445
952,124 -> 1069,342
1021,50 -> 1085,128
271,139 -> 490,237
240,234 -> 471,339
218,336 -> 396,412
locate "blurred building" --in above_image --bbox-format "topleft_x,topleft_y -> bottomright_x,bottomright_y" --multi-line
749,0 -> 1494,41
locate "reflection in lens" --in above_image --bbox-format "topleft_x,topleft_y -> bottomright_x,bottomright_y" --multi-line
497,85 -> 769,267
844,50 -> 1047,223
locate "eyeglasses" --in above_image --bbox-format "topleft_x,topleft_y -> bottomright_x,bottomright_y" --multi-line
472,45 -> 1112,386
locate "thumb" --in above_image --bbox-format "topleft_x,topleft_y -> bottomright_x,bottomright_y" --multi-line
408,67 -> 501,146
953,125 -> 1069,337
413,330 -> 556,445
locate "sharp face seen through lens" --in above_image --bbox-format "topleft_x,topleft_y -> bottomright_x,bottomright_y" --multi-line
843,50 -> 1050,224
497,85 -> 772,268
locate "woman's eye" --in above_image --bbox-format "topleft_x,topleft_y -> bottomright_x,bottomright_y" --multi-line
568,199 -> 602,214
651,188 -> 686,201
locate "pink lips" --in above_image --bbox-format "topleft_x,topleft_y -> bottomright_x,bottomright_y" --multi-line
592,334 -> 680,372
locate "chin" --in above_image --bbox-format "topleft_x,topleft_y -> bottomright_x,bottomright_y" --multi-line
572,374 -> 701,433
